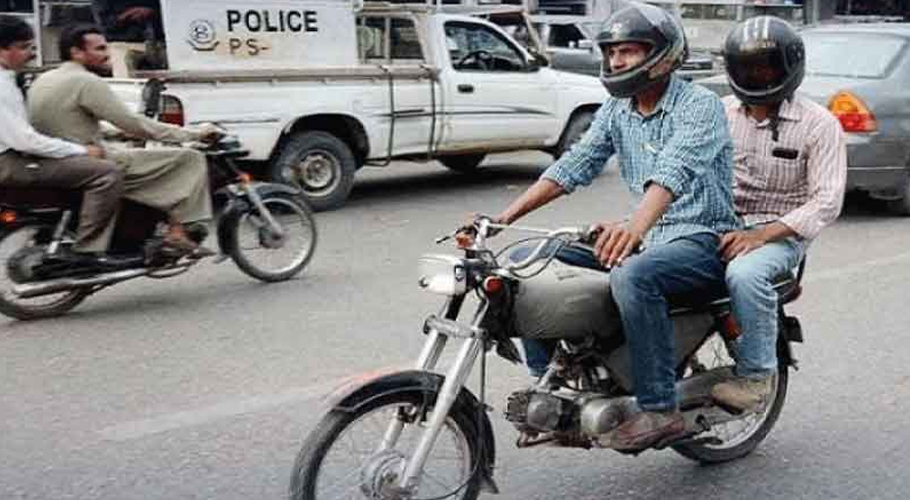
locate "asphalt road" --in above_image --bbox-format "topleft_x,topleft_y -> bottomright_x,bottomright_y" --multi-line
2,152 -> 909,500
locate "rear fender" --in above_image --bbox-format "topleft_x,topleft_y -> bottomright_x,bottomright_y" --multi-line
328,369 -> 498,492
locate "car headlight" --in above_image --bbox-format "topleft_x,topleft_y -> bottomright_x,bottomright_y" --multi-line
418,255 -> 468,296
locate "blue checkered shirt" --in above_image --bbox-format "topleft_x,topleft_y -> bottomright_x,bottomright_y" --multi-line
543,75 -> 739,247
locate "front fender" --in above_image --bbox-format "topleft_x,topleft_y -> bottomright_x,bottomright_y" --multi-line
327,369 -> 498,492
248,181 -> 302,199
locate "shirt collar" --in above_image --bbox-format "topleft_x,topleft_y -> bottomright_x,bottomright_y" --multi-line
621,73 -> 683,117
0,67 -> 15,81
60,61 -> 88,73
736,96 -> 802,123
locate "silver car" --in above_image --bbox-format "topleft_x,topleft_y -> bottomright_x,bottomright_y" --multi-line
529,15 -> 717,80
700,23 -> 910,215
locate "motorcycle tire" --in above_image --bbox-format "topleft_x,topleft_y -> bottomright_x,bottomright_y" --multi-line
0,226 -> 91,321
225,193 -> 317,283
672,364 -> 789,464
290,390 -> 484,500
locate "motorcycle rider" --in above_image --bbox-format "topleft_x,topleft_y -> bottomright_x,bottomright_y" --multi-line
27,24 -> 219,257
0,16 -> 125,268
485,2 -> 738,450
711,16 -> 846,412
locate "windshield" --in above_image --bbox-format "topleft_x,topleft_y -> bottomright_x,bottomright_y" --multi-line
804,32 -> 907,79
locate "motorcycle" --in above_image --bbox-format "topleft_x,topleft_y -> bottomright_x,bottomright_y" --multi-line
288,217 -> 805,500
0,133 -> 318,321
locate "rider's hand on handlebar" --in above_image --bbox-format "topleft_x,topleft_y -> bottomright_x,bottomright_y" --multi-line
454,213 -> 504,248
591,221 -> 642,268
196,123 -> 225,144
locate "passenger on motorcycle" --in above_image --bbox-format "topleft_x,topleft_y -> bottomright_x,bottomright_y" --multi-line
0,17 -> 125,269
487,2 -> 738,451
712,16 -> 846,412
26,24 -> 220,257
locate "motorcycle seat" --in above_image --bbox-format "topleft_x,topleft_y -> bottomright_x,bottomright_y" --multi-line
670,271 -> 800,315
0,186 -> 80,209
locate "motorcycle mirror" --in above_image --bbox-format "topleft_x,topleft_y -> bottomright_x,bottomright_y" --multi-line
141,78 -> 164,118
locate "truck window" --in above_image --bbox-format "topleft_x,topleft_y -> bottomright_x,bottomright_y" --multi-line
548,23 -> 587,49
358,16 -> 424,62
445,22 -> 526,72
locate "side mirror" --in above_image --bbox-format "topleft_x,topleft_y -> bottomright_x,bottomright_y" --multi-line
577,39 -> 594,51
531,51 -> 549,68
141,78 -> 164,118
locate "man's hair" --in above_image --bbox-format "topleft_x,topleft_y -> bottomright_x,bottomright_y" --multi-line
0,17 -> 35,50
58,24 -> 104,61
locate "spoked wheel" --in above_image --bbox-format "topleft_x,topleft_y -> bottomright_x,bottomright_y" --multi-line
672,333 -> 788,464
227,193 -> 317,282
290,391 -> 483,500
0,225 -> 90,320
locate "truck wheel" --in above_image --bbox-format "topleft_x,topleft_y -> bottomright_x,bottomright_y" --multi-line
270,131 -> 356,211
555,110 -> 594,159
886,174 -> 910,216
439,154 -> 486,173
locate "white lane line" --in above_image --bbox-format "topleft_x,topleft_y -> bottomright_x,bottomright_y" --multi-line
805,251 -> 910,284
98,363 -> 413,442
98,381 -> 338,442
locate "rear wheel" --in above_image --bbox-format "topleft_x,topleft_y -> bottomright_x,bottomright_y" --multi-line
226,193 -> 317,282
672,333 -> 788,464
290,390 -> 483,500
271,131 -> 357,211
439,154 -> 486,173
0,225 -> 90,320
886,174 -> 910,215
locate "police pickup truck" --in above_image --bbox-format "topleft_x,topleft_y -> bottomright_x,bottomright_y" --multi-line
109,0 -> 605,210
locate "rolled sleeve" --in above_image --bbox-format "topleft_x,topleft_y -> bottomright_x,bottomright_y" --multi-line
541,103 -> 615,193
645,94 -> 728,198
779,118 -> 847,239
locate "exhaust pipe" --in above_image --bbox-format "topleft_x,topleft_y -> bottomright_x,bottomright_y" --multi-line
12,268 -> 150,298
581,367 -> 738,441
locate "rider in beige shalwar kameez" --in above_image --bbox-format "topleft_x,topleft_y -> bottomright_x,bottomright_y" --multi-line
27,55 -> 214,252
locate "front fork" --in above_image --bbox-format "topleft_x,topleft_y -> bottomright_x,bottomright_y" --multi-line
383,295 -> 489,495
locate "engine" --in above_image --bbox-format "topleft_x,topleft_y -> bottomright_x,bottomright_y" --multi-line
505,388 -> 641,447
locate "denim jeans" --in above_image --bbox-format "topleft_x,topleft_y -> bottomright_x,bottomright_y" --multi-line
725,234 -> 806,379
515,234 -> 727,411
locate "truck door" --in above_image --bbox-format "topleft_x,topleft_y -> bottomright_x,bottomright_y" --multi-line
439,20 -> 558,151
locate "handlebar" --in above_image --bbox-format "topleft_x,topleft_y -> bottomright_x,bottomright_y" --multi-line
443,216 -> 600,273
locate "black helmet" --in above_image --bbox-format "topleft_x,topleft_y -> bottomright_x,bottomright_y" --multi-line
723,16 -> 805,105
596,2 -> 688,98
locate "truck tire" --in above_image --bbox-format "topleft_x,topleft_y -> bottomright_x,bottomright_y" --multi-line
555,110 -> 595,159
270,131 -> 356,211
439,154 -> 486,173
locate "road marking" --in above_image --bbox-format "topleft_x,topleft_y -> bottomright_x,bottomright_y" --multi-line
805,251 -> 910,284
98,364 -> 411,442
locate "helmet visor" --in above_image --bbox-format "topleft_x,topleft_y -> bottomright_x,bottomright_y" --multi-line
726,50 -> 787,92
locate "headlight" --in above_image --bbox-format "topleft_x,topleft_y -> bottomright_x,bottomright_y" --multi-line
417,255 -> 467,296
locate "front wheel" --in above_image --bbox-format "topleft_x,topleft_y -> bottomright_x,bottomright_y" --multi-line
290,391 -> 483,500
672,333 -> 789,464
0,225 -> 91,320
226,193 -> 317,282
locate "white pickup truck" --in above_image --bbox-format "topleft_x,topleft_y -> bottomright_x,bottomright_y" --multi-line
112,0 -> 605,209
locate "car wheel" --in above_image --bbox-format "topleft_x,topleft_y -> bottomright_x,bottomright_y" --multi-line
886,173 -> 910,216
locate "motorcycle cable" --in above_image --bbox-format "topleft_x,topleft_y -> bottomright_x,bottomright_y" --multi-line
493,236 -> 571,280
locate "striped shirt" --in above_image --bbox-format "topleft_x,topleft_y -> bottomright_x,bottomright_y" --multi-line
723,94 -> 847,240
543,74 -> 738,247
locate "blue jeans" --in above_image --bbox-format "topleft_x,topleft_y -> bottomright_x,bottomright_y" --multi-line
725,234 -> 805,379
518,234 -> 726,411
